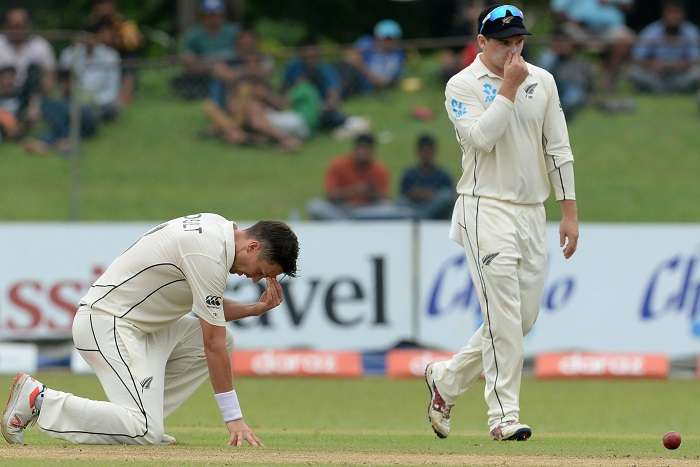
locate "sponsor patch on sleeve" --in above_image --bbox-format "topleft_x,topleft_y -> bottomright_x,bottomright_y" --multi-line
450,98 -> 468,120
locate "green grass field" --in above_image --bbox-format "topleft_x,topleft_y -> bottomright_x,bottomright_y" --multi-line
2,62 -> 699,222
1,373 -> 699,465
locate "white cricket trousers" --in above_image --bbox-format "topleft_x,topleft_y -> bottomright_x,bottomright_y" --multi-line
432,195 -> 547,430
36,311 -> 233,444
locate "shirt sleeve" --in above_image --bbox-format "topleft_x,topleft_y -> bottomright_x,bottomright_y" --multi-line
687,27 -> 700,61
374,164 -> 390,198
100,49 -> 121,105
633,28 -> 655,61
324,159 -> 343,195
440,170 -> 454,189
542,73 -> 576,201
58,48 -> 71,69
282,60 -> 298,89
445,78 -> 515,153
390,50 -> 405,82
37,39 -> 56,71
321,63 -> 341,92
181,253 -> 227,327
182,30 -> 199,55
399,170 -> 412,196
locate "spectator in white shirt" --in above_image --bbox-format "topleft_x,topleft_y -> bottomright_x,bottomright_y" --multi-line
0,8 -> 56,125
59,18 -> 121,121
0,8 -> 55,92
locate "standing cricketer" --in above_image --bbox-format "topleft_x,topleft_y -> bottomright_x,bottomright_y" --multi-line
2,213 -> 298,446
425,4 -> 579,441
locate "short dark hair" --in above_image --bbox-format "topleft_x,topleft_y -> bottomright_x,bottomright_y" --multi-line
662,0 -> 685,11
86,17 -> 114,34
247,221 -> 299,277
354,132 -> 375,147
417,133 -> 436,149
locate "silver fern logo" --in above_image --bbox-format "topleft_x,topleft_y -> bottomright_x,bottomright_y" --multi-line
524,83 -> 538,99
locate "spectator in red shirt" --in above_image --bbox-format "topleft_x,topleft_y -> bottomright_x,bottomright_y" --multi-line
307,133 -> 412,220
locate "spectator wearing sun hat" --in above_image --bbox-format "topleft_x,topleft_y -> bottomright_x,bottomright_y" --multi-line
338,19 -> 406,96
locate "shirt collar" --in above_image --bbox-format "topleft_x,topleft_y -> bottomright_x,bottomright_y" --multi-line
470,54 -> 502,80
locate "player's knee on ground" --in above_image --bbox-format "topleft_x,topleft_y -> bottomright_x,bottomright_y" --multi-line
119,409 -> 164,445
141,420 -> 165,445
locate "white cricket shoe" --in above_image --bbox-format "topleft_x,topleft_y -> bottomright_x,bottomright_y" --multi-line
2,373 -> 45,444
424,362 -> 453,439
490,420 -> 532,441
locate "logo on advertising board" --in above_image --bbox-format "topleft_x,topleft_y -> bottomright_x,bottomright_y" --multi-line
386,349 -> 453,378
232,350 -> 363,377
228,257 -> 389,330
1,265 -> 106,338
535,352 -> 669,379
641,250 -> 700,337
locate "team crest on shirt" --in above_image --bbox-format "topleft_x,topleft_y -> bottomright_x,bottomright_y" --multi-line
205,295 -> 222,308
450,98 -> 468,119
139,376 -> 153,390
524,83 -> 538,99
483,83 -> 497,103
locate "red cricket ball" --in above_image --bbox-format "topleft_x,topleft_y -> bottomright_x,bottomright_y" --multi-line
663,431 -> 681,450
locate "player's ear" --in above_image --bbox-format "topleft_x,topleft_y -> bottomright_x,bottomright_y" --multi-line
247,240 -> 261,254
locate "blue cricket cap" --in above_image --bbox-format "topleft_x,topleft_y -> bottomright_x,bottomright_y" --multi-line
374,19 -> 402,39
201,0 -> 225,13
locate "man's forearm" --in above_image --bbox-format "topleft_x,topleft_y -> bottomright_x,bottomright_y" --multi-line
559,199 -> 578,220
223,298 -> 262,321
205,343 -> 233,393
499,82 -> 519,103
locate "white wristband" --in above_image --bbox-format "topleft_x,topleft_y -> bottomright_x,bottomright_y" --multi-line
214,389 -> 243,422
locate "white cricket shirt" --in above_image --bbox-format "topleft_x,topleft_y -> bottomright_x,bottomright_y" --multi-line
445,54 -> 576,205
0,35 -> 56,85
79,213 -> 234,332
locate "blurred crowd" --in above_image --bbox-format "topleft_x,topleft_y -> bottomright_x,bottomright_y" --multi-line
0,0 -> 698,219
442,0 -> 699,120
0,0 -> 141,153
178,0 -> 406,151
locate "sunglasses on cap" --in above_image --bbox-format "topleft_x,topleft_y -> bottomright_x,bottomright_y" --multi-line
479,5 -> 525,34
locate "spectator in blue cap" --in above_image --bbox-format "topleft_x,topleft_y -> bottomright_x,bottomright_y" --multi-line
171,0 -> 239,99
338,19 -> 406,97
